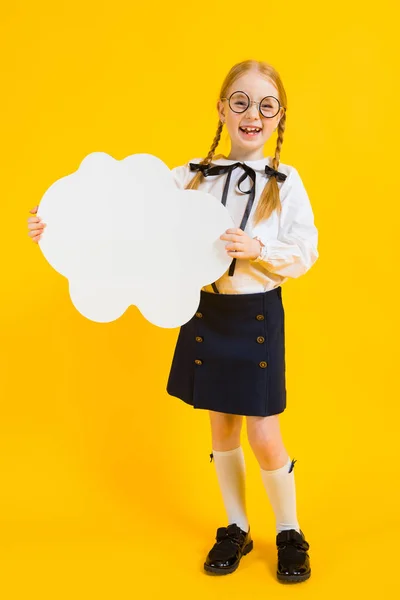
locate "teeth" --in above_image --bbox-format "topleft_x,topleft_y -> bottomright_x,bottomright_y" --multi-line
242,127 -> 261,132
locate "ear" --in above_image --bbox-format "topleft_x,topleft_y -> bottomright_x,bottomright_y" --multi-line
217,99 -> 226,123
275,109 -> 284,129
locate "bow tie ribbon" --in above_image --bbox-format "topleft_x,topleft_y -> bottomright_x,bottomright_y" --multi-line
264,165 -> 287,182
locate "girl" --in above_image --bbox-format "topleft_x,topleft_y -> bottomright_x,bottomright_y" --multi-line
27,59 -> 318,584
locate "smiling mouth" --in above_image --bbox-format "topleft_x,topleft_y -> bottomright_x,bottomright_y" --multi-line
239,126 -> 262,137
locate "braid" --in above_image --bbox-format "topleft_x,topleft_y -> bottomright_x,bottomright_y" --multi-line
185,120 -> 224,190
253,110 -> 287,226
203,120 -> 224,165
272,110 -> 286,171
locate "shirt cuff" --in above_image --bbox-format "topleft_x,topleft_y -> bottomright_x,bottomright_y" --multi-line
250,240 -> 269,263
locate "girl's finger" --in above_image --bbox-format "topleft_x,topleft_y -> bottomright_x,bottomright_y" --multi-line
28,220 -> 45,229
28,227 -> 45,237
28,222 -> 46,232
231,234 -> 247,242
31,234 -> 42,243
29,206 -> 39,214
221,234 -> 239,241
27,216 -> 42,223
227,242 -> 244,251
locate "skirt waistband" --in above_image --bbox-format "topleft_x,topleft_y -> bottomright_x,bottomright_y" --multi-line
200,286 -> 282,308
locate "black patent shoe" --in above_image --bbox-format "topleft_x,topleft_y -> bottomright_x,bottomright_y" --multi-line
276,528 -> 311,583
204,523 -> 253,575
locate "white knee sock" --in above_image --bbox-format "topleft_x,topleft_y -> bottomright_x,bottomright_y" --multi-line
260,455 -> 300,534
212,446 -> 249,533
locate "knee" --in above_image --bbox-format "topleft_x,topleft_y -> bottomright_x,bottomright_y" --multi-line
246,415 -> 283,453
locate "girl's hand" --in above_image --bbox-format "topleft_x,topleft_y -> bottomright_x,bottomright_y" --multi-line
220,228 -> 262,260
27,205 -> 46,243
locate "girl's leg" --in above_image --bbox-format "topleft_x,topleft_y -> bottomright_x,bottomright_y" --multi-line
209,409 -> 243,451
246,414 -> 300,533
208,410 -> 249,532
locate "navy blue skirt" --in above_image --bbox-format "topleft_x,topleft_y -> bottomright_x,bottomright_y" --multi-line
166,286 -> 286,417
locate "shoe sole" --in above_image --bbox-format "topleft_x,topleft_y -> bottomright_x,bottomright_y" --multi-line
204,540 -> 254,575
277,568 -> 311,583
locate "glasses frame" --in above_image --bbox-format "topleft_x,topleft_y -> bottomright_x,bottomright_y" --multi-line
220,90 -> 286,119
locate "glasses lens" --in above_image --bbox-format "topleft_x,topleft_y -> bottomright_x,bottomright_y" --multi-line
229,92 -> 249,113
260,96 -> 280,118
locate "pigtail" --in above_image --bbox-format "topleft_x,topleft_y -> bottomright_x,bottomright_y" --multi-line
252,109 -> 287,226
184,120 -> 224,190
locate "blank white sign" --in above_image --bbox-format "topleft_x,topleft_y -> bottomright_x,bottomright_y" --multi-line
38,152 -> 234,328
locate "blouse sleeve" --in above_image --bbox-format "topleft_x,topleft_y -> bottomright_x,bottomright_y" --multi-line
170,157 -> 203,190
170,162 -> 192,190
250,166 -> 319,278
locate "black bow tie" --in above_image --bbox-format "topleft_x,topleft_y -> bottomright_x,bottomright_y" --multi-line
264,164 -> 287,182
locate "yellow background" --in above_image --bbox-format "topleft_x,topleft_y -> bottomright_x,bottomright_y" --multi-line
1,0 -> 399,597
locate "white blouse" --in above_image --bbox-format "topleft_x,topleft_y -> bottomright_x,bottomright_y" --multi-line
171,155 -> 319,294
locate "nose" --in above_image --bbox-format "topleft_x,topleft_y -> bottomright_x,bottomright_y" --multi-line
245,102 -> 260,118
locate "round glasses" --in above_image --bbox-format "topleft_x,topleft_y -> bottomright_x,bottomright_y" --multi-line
220,91 -> 285,119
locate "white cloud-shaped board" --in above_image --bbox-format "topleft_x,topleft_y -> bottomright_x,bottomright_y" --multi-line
37,152 -> 234,328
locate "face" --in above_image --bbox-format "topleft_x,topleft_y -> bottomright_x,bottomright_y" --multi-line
217,70 -> 284,160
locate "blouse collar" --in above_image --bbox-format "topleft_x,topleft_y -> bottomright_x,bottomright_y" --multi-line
206,154 -> 272,171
